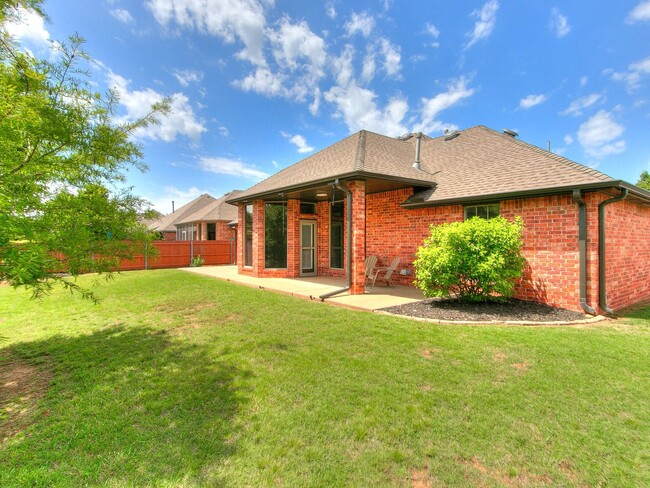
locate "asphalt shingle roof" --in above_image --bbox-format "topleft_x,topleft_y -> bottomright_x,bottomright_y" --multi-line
147,191 -> 240,232
229,126 -> 621,206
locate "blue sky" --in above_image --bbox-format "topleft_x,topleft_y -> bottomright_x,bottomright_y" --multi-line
7,0 -> 650,213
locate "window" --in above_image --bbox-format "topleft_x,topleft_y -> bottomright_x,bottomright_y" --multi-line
176,224 -> 195,241
244,204 -> 253,267
207,223 -> 216,240
264,203 -> 287,268
464,203 -> 500,220
300,202 -> 316,214
330,202 -> 344,269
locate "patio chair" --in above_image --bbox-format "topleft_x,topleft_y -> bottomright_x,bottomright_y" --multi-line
365,255 -> 378,283
369,257 -> 401,288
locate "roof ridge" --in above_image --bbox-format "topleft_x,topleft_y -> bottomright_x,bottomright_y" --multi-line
354,130 -> 367,171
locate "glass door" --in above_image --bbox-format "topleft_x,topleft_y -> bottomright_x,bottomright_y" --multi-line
300,221 -> 317,276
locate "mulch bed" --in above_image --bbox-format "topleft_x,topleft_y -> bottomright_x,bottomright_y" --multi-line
380,298 -> 586,323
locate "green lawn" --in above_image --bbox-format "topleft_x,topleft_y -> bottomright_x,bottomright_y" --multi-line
1,270 -> 649,487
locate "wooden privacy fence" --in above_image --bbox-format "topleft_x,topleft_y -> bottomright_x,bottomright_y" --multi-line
119,240 -> 236,270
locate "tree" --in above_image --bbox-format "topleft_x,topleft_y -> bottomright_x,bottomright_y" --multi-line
637,170 -> 650,191
0,1 -> 167,300
414,216 -> 526,302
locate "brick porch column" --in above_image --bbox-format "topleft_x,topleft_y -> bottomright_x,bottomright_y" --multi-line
348,180 -> 366,294
253,199 -> 265,274
286,199 -> 300,277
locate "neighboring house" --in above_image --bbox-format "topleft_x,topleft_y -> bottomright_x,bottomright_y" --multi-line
226,126 -> 650,313
148,191 -> 241,242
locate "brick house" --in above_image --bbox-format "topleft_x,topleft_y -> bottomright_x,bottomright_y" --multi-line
226,126 -> 650,313
148,191 -> 241,242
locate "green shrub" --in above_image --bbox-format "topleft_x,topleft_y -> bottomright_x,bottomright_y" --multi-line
414,216 -> 525,302
190,255 -> 205,267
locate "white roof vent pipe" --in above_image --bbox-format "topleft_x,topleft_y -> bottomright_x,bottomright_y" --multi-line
413,132 -> 423,171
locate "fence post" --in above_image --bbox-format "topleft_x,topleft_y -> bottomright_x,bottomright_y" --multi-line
190,240 -> 194,265
144,242 -> 148,270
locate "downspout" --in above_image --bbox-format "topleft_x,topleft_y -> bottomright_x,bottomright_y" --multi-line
598,188 -> 628,314
572,190 -> 596,315
319,179 -> 353,300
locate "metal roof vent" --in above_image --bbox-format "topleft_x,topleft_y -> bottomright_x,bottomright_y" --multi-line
503,128 -> 518,138
412,132 -> 423,171
444,130 -> 460,141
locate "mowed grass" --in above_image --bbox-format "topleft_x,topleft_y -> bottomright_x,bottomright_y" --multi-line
0,270 -> 649,487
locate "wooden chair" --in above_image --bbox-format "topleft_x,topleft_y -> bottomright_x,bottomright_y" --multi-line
369,257 -> 401,288
365,255 -> 378,283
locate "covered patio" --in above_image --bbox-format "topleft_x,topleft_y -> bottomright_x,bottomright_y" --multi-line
181,265 -> 425,311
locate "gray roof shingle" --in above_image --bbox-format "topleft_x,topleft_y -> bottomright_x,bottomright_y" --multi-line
228,126 -> 622,205
148,191 -> 240,232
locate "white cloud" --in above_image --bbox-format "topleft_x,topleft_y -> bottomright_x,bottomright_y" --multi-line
309,88 -> 321,115
345,11 -> 375,38
577,110 -> 626,158
564,134 -> 574,145
281,132 -> 314,153
172,69 -> 204,86
413,77 -> 475,135
607,56 -> 650,89
425,22 -> 440,48
626,1 -> 650,22
331,44 -> 355,87
465,0 -> 499,49
519,94 -> 547,109
361,52 -> 376,84
234,67 -> 284,96
233,18 -> 326,109
268,18 -> 326,76
271,160 -> 280,168
146,0 -> 268,66
107,70 -> 207,142
580,76 -> 588,87
199,156 -> 269,180
379,38 -> 401,78
550,8 -> 570,37
111,8 -> 134,24
560,93 -> 602,116
326,1 -> 336,19
4,7 -> 50,48
360,38 -> 401,83
324,83 -> 408,136
147,186 -> 206,214
218,126 -> 230,137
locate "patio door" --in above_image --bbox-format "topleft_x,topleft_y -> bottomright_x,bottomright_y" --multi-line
300,220 -> 317,276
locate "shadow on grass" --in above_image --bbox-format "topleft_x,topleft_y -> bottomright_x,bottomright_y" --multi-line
0,325 -> 251,486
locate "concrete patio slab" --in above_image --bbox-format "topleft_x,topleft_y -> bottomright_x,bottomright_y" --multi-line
180,265 -> 425,311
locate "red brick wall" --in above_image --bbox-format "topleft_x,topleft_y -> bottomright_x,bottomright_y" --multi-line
366,188 -> 464,287
601,198 -> 650,310
236,187 -> 650,312
161,231 -> 176,241
500,195 -> 582,310
215,221 -> 235,241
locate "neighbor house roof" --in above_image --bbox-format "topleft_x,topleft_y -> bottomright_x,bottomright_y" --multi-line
175,190 -> 242,225
227,126 -> 650,207
147,191 -> 240,233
